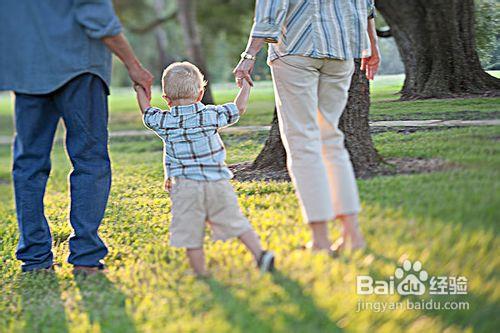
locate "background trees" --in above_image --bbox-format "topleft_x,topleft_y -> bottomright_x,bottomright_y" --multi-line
112,0 -> 499,87
376,0 -> 500,99
111,0 -> 499,177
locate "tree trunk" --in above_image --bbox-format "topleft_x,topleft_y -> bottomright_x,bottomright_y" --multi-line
251,108 -> 287,172
153,0 -> 175,75
176,0 -> 214,104
376,0 -> 500,99
339,60 -> 382,177
247,60 -> 381,178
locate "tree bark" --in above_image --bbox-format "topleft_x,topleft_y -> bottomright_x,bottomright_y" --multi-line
176,0 -> 214,104
339,60 -> 382,177
376,0 -> 500,99
251,108 -> 287,172
247,61 -> 381,178
153,0 -> 175,75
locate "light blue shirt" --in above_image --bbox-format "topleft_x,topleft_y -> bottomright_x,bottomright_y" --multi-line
143,102 -> 240,181
0,0 -> 122,94
251,0 -> 375,62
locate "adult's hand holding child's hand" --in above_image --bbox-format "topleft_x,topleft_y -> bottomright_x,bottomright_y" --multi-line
128,63 -> 154,99
233,59 -> 255,88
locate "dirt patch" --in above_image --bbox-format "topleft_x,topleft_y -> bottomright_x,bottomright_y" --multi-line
370,110 -> 500,122
230,157 -> 456,182
357,157 -> 456,179
230,163 -> 290,182
370,126 -> 457,135
490,135 -> 500,142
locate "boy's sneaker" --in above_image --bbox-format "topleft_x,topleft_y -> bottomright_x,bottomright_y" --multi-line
257,250 -> 275,273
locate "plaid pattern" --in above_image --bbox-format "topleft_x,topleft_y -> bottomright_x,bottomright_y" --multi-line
251,0 -> 375,62
143,102 -> 240,181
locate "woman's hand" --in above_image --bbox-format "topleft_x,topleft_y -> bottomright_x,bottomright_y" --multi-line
233,59 -> 255,87
362,18 -> 381,81
361,45 -> 380,80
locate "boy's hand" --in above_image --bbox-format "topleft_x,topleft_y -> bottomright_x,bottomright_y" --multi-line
234,77 -> 252,115
134,84 -> 151,112
164,178 -> 172,192
134,84 -> 146,94
240,78 -> 251,89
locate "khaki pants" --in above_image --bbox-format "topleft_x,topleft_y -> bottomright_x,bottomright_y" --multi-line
169,178 -> 252,248
270,56 -> 360,223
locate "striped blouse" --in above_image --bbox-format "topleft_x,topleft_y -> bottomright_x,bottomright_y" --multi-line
250,0 -> 375,62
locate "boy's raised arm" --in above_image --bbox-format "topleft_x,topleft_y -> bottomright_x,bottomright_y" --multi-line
234,79 -> 252,115
134,84 -> 151,114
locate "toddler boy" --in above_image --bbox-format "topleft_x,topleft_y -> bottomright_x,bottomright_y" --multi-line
134,62 -> 275,276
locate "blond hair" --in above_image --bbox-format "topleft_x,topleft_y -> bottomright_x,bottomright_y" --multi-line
162,62 -> 207,101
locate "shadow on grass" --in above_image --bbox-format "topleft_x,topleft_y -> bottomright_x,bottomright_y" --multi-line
17,271 -> 69,333
360,166 -> 497,233
205,278 -> 274,332
205,271 -> 342,332
271,271 -> 343,332
363,260 -> 498,332
74,273 -> 136,333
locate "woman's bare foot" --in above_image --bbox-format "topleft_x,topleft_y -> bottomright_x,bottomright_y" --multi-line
331,214 -> 366,256
308,221 -> 332,250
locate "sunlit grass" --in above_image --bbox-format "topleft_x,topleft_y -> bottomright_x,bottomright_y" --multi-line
0,125 -> 499,332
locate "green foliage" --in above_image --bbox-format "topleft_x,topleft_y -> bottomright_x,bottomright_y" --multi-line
378,38 -> 405,75
110,0 -> 500,85
475,0 -> 500,66
196,0 -> 271,82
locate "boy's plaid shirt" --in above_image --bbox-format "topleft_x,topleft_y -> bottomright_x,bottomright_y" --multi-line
143,102 -> 240,181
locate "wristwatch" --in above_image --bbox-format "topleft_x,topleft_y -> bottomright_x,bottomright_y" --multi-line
240,51 -> 257,61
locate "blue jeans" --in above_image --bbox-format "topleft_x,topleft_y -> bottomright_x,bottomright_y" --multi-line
13,74 -> 111,271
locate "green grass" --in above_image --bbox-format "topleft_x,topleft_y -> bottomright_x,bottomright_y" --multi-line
0,73 -> 499,332
0,123 -> 499,332
1,73 -> 499,136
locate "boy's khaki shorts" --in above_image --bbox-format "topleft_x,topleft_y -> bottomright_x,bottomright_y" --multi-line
169,178 -> 252,249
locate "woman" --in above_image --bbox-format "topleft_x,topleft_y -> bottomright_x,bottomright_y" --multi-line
233,0 -> 380,254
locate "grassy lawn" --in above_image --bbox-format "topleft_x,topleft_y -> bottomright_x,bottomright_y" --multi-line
1,72 -> 499,136
0,72 -> 499,332
0,120 -> 499,331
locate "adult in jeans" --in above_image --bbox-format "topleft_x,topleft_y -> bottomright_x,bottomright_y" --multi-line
0,0 -> 153,273
234,0 -> 380,253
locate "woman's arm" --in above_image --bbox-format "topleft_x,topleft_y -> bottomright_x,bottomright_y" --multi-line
233,0 -> 289,86
361,18 -> 381,80
233,38 -> 265,87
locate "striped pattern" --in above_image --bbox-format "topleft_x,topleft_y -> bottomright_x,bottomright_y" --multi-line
143,102 -> 240,181
251,0 -> 375,62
